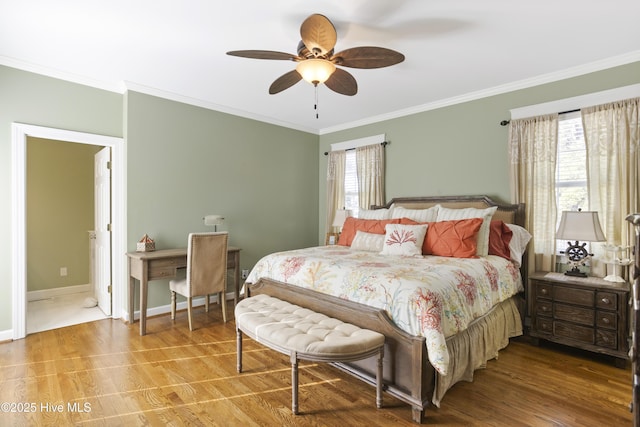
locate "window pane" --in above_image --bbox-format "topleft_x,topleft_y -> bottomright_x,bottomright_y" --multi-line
344,151 -> 360,217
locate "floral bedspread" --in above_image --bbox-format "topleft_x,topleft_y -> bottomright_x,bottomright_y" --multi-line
245,246 -> 523,375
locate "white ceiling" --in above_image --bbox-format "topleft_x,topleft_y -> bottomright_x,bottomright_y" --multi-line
2,0 -> 639,134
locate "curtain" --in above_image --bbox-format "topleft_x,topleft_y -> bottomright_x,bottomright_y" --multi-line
509,114 -> 559,273
582,97 -> 640,251
356,143 -> 385,210
326,150 -> 346,233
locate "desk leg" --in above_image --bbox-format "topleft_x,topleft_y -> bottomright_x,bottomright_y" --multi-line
128,275 -> 135,325
140,269 -> 149,336
233,251 -> 241,306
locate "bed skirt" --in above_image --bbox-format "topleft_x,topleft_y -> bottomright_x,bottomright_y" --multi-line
433,297 -> 523,406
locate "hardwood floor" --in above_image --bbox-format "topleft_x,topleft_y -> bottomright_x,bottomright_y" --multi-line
0,307 -> 632,426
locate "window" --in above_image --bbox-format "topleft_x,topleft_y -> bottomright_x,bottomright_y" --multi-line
555,111 -> 588,217
555,111 -> 589,252
344,150 -> 360,217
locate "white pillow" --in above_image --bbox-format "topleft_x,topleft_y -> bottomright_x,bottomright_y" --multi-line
380,224 -> 428,256
391,205 -> 439,222
506,224 -> 532,267
351,231 -> 385,252
359,208 -> 393,219
436,206 -> 498,256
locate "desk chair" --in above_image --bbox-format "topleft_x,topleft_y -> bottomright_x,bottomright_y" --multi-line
170,232 -> 228,330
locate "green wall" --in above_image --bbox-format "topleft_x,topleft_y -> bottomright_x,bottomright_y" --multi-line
125,91 -> 319,308
0,65 -> 123,332
26,138 -> 100,292
318,61 -> 640,242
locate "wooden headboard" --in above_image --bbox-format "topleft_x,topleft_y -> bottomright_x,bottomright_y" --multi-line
373,195 -> 525,228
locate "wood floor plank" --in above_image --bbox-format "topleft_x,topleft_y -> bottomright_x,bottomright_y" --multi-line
0,308 -> 632,426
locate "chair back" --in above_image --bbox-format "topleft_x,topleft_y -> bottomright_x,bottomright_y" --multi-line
186,232 -> 228,297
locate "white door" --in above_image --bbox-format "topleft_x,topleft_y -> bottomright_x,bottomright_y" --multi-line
95,147 -> 112,315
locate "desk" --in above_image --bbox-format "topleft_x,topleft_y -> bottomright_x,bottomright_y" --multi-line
126,246 -> 241,336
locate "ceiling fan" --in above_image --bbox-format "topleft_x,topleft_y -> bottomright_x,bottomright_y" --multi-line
226,13 -> 405,96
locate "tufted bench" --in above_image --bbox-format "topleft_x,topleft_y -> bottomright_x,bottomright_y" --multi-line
235,294 -> 385,415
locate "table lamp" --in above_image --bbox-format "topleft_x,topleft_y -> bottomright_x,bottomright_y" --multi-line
556,210 -> 606,277
204,214 -> 225,232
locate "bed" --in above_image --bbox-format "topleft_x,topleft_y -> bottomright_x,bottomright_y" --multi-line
244,195 -> 527,423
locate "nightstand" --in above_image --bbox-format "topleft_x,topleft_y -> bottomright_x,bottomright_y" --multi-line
529,271 -> 629,368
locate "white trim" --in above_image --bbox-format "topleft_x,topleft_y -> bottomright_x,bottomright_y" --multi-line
125,292 -> 235,322
510,83 -> 640,120
330,134 -> 386,152
27,284 -> 91,302
11,123 -> 126,340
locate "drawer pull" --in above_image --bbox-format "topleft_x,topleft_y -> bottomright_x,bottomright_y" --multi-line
541,306 -> 548,312
601,317 -> 610,324
540,288 -> 548,295
601,297 -> 611,305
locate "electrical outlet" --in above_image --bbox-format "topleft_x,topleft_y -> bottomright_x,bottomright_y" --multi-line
60,267 -> 68,277
241,269 -> 249,279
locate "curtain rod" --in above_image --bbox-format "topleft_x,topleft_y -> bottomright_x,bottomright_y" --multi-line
324,141 -> 388,156
499,108 -> 581,126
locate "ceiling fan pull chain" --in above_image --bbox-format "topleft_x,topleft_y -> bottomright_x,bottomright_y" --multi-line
314,84 -> 319,119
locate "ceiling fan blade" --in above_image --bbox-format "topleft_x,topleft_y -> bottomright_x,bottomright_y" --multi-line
324,68 -> 357,96
226,50 -> 299,61
331,47 -> 405,69
300,14 -> 337,58
269,70 -> 303,94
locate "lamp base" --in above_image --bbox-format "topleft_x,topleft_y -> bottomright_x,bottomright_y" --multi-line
564,267 -> 587,278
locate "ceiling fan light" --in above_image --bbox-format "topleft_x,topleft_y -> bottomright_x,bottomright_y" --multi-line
296,59 -> 336,85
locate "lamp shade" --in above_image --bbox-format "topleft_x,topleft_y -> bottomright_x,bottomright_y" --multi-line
556,211 -> 606,242
204,215 -> 224,227
332,209 -> 352,228
296,59 -> 336,85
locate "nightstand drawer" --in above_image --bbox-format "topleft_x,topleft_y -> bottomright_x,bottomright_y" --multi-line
596,329 -> 617,349
535,301 -> 553,316
554,303 -> 593,326
554,321 -> 594,344
554,285 -> 594,307
596,291 -> 617,310
596,311 -> 617,330
536,283 -> 553,299
536,316 -> 553,334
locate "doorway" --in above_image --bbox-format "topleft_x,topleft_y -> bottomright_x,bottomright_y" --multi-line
11,123 -> 126,339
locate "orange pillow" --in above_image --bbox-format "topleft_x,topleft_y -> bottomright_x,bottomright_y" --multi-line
424,218 -> 483,258
488,220 -> 513,260
338,217 -> 402,246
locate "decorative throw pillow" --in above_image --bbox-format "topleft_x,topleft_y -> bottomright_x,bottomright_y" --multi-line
424,218 -> 483,258
391,205 -> 440,222
338,217 -> 402,246
488,220 -> 513,261
359,208 -> 393,219
350,231 -> 386,252
436,206 -> 498,256
506,224 -> 532,267
380,224 -> 428,256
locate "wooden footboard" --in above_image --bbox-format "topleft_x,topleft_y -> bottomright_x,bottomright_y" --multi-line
247,278 -> 432,423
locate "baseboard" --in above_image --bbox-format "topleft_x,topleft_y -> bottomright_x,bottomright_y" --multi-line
27,284 -> 91,302
126,291 -> 235,322
0,329 -> 13,342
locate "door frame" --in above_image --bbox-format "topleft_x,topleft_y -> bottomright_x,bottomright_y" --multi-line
11,123 -> 126,339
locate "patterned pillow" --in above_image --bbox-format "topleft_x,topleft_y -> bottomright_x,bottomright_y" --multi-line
338,217 -> 402,246
380,224 -> 428,256
350,231 -> 385,252
391,205 -> 439,222
359,208 -> 393,219
436,206 -> 498,256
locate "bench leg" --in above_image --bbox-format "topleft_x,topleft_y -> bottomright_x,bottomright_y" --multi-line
236,330 -> 243,373
290,351 -> 299,415
376,346 -> 384,409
